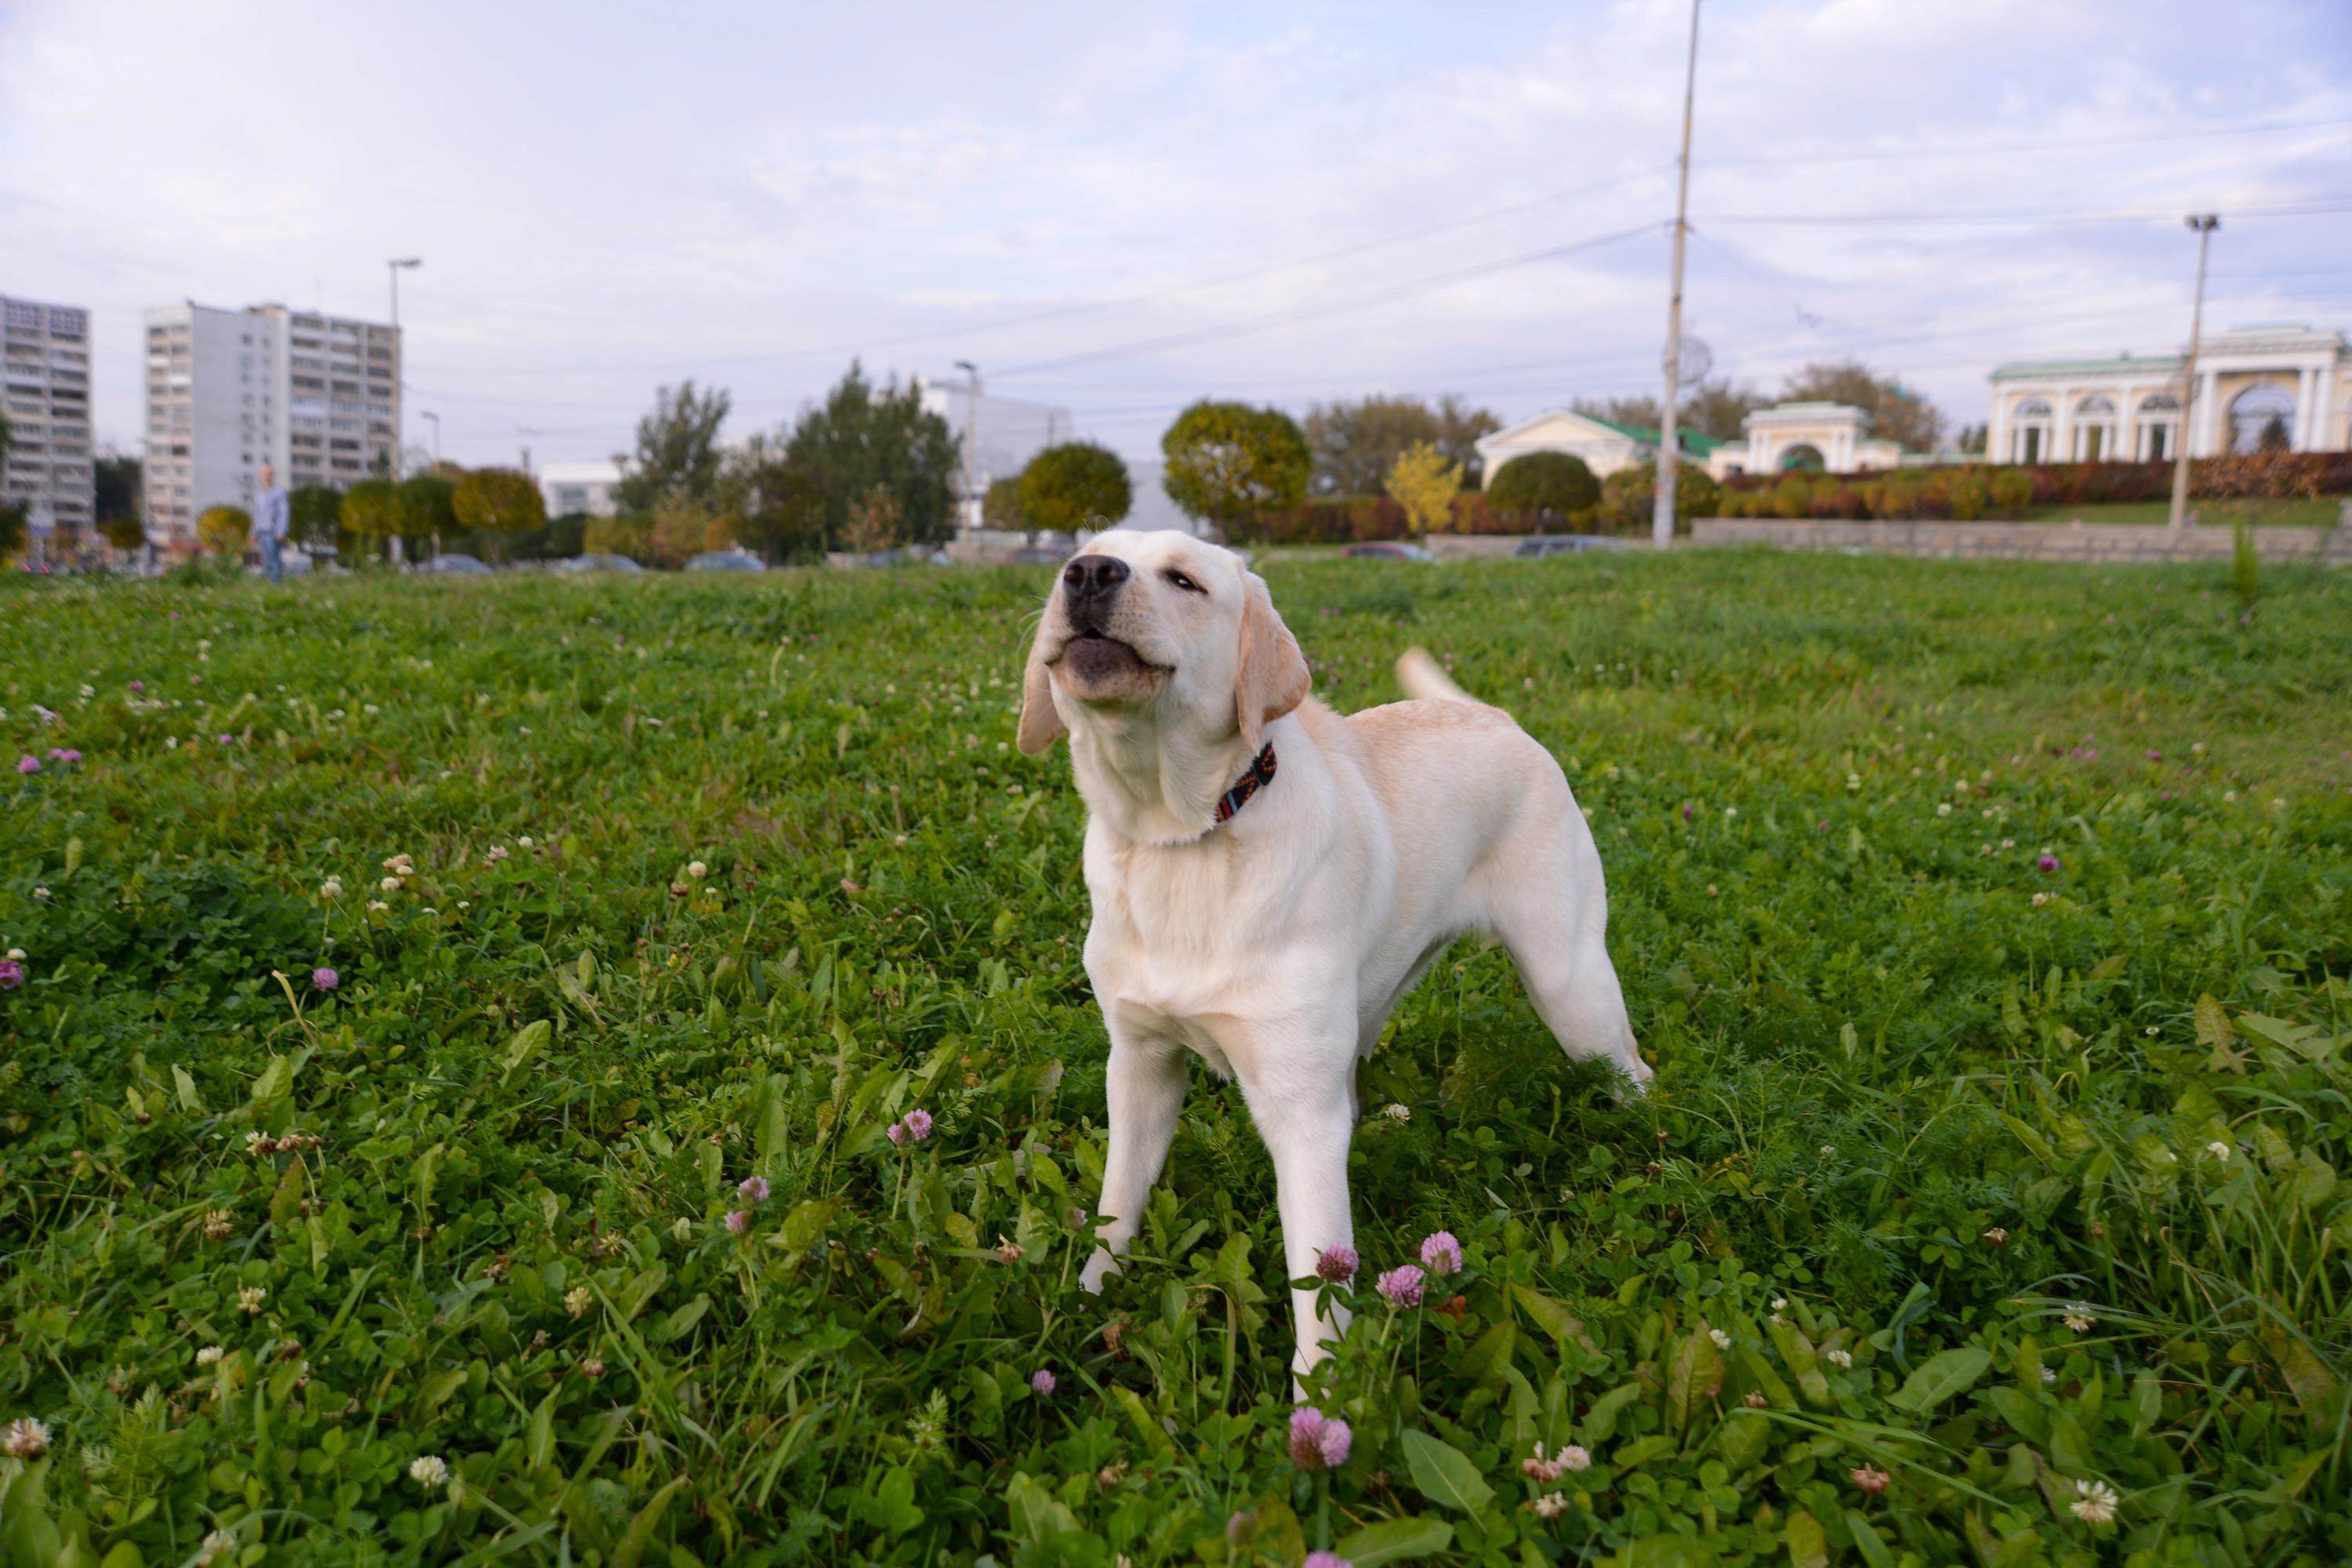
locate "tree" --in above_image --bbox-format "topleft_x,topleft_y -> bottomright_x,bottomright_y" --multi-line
615,381 -> 732,512
1598,459 -> 1719,535
2257,412 -> 2292,453
1384,441 -> 1460,538
1018,441 -> 1132,535
0,503 -> 24,564
842,485 -> 903,554
1161,401 -> 1310,539
340,477 -> 401,554
396,474 -> 459,547
1486,451 -> 1599,525
289,486 -> 343,548
94,454 -> 142,522
1953,423 -> 1989,456
982,476 -> 1029,535
1573,378 -> 1760,445
1304,394 -> 1499,495
1778,361 -> 1947,452
100,514 -> 147,554
452,468 -> 547,560
722,434 -> 829,563
197,505 -> 252,557
782,361 -> 961,546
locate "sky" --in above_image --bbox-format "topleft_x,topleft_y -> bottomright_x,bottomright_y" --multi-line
4,0 -> 2350,469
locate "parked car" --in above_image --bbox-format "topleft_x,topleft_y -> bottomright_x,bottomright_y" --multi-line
686,550 -> 764,572
421,553 -> 492,575
1341,540 -> 1436,561
1511,535 -> 1628,558
551,553 -> 645,574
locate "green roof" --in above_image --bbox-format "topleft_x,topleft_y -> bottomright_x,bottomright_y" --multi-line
1991,355 -> 2185,378
1583,415 -> 1731,455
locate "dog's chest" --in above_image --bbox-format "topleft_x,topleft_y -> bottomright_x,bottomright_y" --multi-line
1081,827 -> 1329,1022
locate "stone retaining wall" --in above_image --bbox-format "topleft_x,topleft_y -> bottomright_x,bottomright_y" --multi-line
1688,513 -> 2352,564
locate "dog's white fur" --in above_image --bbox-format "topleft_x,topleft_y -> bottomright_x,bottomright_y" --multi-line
1018,529 -> 1650,1370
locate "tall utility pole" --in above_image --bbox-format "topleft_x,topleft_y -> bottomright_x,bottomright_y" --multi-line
387,258 -> 422,474
422,410 -> 441,466
954,359 -> 980,531
1653,0 -> 1702,550
2168,215 -> 2218,531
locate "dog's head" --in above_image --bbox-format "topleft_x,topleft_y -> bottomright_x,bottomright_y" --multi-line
1016,530 -> 1309,757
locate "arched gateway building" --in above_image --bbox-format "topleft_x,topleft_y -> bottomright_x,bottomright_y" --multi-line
1987,324 -> 2350,465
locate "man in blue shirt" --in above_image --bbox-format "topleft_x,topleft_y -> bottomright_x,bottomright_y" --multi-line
256,463 -> 289,583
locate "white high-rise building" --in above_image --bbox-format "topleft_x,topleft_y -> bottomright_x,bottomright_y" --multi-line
142,301 -> 399,543
916,375 -> 1075,529
2,293 -> 96,552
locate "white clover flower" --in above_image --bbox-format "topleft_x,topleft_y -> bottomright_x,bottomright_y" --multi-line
1771,1296 -> 1788,1311
1819,1145 -> 1835,1160
1532,1490 -> 1570,1519
1936,803 -> 1952,817
2042,1366 -> 2058,1385
2070,1477 -> 2119,1526
1723,806 -> 1737,819
1559,1444 -> 1591,1472
32,887 -> 50,900
564,1286 -> 593,1318
2,1417 -> 50,1458
199,1528 -> 237,1565
237,1286 -> 268,1314
319,879 -> 343,900
687,860 -> 707,879
408,1454 -> 450,1487
5,948 -> 23,962
196,1345 -> 225,1367
380,877 -> 402,894
518,836 -> 533,848
2063,1312 -> 2096,1333
1708,1327 -> 1731,1348
366,900 -> 388,913
2205,1140 -> 2231,1162
1383,1103 -> 1411,1123
1827,1348 -> 1853,1368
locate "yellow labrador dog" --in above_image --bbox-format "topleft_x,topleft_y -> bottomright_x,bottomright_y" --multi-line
1017,528 -> 1650,1370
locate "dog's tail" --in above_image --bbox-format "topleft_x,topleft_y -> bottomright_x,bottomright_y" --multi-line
1396,646 -> 1479,705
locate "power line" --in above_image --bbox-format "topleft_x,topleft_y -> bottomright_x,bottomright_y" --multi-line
1697,114 -> 2352,169
989,223 -> 1665,379
1699,198 -> 2352,228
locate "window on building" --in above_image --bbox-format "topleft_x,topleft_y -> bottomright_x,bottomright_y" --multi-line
2011,398 -> 2053,464
2228,383 -> 2297,453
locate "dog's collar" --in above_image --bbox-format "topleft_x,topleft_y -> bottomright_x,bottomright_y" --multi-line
1212,742 -> 1278,825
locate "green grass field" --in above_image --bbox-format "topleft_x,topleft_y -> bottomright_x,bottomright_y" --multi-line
2,553 -> 2347,1567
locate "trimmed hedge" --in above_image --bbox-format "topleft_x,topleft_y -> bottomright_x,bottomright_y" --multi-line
1719,451 -> 2352,521
1240,492 -> 1535,544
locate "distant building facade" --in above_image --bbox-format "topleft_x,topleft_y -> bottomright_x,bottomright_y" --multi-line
1475,408 -> 1732,484
143,302 -> 399,543
1731,402 -> 1904,477
539,459 -> 622,518
916,376 -> 1075,528
1987,324 -> 2350,466
2,293 -> 96,553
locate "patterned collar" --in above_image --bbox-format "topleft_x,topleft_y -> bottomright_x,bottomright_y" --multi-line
1213,743 -> 1278,824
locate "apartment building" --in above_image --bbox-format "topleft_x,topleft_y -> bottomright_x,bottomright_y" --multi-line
2,293 -> 96,549
143,301 -> 399,543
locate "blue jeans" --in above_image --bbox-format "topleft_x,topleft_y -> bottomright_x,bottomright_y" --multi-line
259,532 -> 284,583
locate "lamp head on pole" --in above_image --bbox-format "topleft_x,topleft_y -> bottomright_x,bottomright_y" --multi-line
2183,214 -> 2218,234
390,257 -> 423,270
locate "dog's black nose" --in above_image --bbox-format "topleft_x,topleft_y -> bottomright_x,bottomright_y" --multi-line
1062,554 -> 1130,602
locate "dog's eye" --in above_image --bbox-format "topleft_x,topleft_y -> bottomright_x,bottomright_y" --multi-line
1163,570 -> 1204,594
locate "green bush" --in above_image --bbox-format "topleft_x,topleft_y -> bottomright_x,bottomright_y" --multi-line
1989,470 -> 2034,518
1950,477 -> 1988,521
1599,459 -> 1719,533
1486,451 -> 1599,525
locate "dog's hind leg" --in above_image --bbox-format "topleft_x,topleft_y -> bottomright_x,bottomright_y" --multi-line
1478,816 -> 1653,1097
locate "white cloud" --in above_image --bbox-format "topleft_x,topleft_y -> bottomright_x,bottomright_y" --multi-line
2,0 -> 2346,464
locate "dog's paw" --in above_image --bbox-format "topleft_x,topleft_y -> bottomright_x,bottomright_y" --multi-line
1079,1249 -> 1120,1294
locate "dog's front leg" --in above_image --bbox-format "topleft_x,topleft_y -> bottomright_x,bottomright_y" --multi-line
1230,1025 -> 1359,1378
1080,1028 -> 1188,1294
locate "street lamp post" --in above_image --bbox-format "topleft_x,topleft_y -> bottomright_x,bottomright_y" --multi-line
387,258 -> 421,475
2168,216 -> 2217,531
953,359 -> 980,532
422,411 -> 441,467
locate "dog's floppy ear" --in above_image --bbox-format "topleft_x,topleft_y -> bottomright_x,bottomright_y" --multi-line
1016,633 -> 1067,755
1233,572 -> 1310,752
